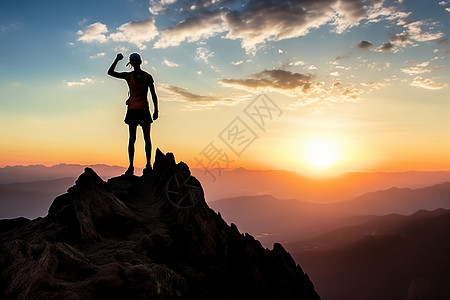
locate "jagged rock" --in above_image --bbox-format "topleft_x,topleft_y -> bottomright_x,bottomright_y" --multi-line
0,149 -> 320,300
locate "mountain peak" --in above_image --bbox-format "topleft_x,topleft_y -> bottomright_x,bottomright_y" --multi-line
0,149 -> 320,300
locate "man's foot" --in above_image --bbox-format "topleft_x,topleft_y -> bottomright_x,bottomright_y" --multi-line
142,164 -> 152,176
125,166 -> 134,175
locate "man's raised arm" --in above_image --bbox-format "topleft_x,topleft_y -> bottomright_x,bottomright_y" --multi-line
108,53 -> 126,79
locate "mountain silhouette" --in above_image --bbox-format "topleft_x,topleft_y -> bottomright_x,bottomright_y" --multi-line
0,149 -> 320,300
210,182 -> 450,245
0,178 -> 76,219
287,208 -> 450,300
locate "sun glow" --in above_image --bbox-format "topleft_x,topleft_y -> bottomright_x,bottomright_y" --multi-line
304,137 -> 340,169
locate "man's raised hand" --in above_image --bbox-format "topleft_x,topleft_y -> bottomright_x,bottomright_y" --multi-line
116,53 -> 124,61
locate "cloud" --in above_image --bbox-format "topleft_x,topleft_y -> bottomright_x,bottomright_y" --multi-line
77,22 -> 108,43
231,60 -> 243,66
222,1 -> 336,53
410,76 -> 447,90
195,47 -> 214,63
361,81 -> 387,90
163,59 -> 179,67
330,0 -> 368,33
149,0 -> 177,15
289,60 -> 305,66
0,22 -> 21,33
89,52 -> 105,59
153,0 -> 410,53
370,19 -> 445,53
401,61 -> 433,75
220,68 -> 364,107
66,78 -> 94,87
220,69 -> 315,93
76,0 -> 425,54
335,54 -> 351,61
109,18 -> 158,50
77,19 -> 158,49
435,38 -> 448,45
375,41 -> 394,52
158,83 -> 235,105
367,61 -> 391,71
357,40 -> 374,50
154,9 -> 224,48
404,21 -> 445,42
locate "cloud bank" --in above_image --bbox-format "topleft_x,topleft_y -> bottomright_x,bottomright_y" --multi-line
220,69 -> 362,105
77,0 -> 444,53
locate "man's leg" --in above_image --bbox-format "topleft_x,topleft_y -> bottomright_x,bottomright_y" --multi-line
142,123 -> 152,169
128,125 -> 137,171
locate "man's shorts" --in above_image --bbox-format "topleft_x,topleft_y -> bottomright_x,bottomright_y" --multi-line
124,109 -> 153,126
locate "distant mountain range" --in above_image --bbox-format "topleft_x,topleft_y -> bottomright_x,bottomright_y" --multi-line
2,164 -> 450,202
0,178 -> 76,219
210,182 -> 450,245
0,164 -> 129,184
286,208 -> 450,300
193,168 -> 450,202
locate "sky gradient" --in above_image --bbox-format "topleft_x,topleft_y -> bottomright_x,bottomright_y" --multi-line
1,0 -> 449,175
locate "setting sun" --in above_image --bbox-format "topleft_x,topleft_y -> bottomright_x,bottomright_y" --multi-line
304,138 -> 340,169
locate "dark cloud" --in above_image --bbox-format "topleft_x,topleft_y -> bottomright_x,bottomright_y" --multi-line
435,38 -> 448,45
376,41 -> 394,52
161,84 -> 233,104
154,0 -> 395,52
335,53 -> 351,61
357,40 -> 374,49
220,69 -> 315,92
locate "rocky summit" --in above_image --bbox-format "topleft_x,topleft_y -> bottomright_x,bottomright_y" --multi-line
0,149 -> 320,300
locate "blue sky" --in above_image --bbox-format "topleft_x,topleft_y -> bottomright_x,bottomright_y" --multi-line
0,0 -> 449,173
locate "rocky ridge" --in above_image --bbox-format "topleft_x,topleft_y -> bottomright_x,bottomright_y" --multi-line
0,149 -> 320,300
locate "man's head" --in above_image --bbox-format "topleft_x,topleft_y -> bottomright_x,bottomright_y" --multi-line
127,53 -> 142,67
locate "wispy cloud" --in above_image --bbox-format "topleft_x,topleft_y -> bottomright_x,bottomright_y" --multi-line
65,78 -> 94,87
89,52 -> 105,59
373,20 -> 445,52
220,69 -> 316,93
401,61 -> 433,75
0,22 -> 21,33
195,47 -> 214,64
163,59 -> 179,67
158,83 -> 236,106
410,76 -> 447,90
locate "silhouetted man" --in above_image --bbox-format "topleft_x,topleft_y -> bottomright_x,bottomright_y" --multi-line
108,53 -> 158,175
